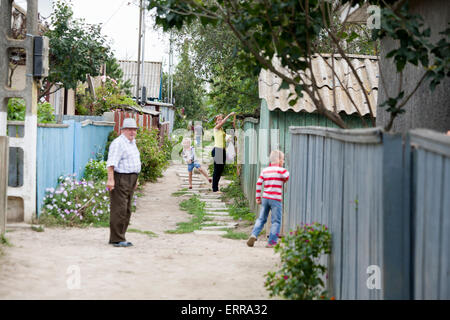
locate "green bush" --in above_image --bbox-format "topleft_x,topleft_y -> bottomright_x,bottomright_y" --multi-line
265,222 -> 332,300
37,102 -> 56,123
7,98 -> 25,121
136,128 -> 170,183
161,134 -> 175,162
7,99 -> 56,123
103,130 -> 119,161
84,159 -> 108,181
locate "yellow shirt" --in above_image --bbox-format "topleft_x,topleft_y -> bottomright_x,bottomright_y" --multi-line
214,128 -> 226,149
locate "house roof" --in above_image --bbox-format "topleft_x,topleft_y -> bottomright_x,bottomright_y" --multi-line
119,60 -> 162,99
258,54 -> 379,116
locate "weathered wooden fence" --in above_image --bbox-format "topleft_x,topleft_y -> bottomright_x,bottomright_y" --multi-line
112,110 -> 156,134
409,129 -> 450,300
240,118 -> 261,212
287,127 -> 385,300
35,120 -> 115,215
0,136 -> 8,234
286,126 -> 450,300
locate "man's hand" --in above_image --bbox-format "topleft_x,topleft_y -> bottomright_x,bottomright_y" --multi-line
256,198 -> 261,204
106,178 -> 115,191
107,166 -> 115,191
134,182 -> 138,190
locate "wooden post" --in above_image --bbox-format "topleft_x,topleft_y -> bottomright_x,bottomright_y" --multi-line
0,136 -> 9,235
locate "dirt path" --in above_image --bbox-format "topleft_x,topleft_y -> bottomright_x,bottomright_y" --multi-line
0,164 -> 279,300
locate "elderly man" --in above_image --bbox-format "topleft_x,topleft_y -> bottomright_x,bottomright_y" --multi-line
106,118 -> 141,247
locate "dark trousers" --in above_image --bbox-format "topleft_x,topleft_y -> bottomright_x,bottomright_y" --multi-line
212,147 -> 226,192
109,172 -> 138,243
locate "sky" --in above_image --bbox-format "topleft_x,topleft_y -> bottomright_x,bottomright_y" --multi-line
15,0 -> 172,69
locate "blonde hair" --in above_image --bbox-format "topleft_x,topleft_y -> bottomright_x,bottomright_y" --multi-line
269,150 -> 284,164
182,137 -> 191,148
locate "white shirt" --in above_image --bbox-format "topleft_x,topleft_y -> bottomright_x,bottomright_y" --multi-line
107,134 -> 141,173
182,146 -> 196,163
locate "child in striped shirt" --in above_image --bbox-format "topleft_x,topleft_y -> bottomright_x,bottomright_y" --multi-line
247,150 -> 289,248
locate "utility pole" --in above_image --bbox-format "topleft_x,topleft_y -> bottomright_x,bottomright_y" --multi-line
136,0 -> 144,101
140,3 -> 146,104
168,31 -> 173,104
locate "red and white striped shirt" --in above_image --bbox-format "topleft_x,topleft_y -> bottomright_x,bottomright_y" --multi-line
255,164 -> 290,202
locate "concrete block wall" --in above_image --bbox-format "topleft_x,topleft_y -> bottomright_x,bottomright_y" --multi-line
0,0 -> 39,223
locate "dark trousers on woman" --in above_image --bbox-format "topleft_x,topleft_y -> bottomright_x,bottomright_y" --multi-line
109,172 -> 138,243
212,147 -> 226,192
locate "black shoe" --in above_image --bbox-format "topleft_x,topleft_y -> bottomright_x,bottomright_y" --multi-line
113,241 -> 132,247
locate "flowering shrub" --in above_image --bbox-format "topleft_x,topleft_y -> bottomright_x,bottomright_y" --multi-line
265,222 -> 332,300
84,158 -> 108,181
39,174 -> 137,227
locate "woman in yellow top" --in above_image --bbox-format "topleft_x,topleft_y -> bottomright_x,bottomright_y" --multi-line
212,111 -> 235,192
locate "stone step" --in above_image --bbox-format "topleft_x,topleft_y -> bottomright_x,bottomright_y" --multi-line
193,230 -> 227,236
201,225 -> 235,231
181,181 -> 204,185
202,222 -> 238,227
180,187 -> 211,191
205,211 -> 230,216
180,185 -> 209,189
199,194 -> 221,199
199,198 -> 222,202
205,207 -> 228,211
205,216 -> 235,222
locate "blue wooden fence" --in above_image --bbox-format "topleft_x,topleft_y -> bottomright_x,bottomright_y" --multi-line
410,129 -> 450,300
285,126 -> 449,300
36,120 -> 114,215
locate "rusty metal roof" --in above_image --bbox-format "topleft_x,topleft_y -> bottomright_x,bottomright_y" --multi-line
119,60 -> 162,99
258,54 -> 379,116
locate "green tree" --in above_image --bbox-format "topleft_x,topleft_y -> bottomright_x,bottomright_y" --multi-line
41,0 -> 112,99
172,40 -> 206,127
149,0 -> 449,130
189,22 -> 260,118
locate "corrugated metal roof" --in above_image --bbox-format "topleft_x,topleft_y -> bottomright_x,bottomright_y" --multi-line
119,60 -> 162,99
258,54 -> 379,116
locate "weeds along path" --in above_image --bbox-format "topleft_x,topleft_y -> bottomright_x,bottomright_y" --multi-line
0,164 -> 279,299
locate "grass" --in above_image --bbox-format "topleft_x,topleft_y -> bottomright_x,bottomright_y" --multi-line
165,195 -> 207,234
1,234 -> 11,246
171,188 -> 189,197
222,229 -> 249,240
128,228 -> 158,238
0,234 -> 12,255
220,176 -> 256,222
31,225 -> 45,232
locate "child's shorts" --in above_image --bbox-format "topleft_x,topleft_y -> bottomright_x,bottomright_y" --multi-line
188,162 -> 201,172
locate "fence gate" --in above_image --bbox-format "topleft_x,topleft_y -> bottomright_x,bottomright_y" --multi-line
0,0 -> 40,223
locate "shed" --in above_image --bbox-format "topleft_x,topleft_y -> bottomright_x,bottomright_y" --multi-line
118,60 -> 163,100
